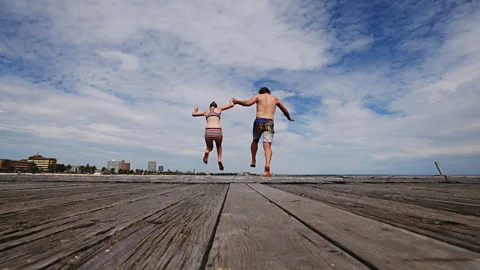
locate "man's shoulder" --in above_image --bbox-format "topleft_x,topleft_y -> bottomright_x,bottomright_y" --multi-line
270,95 -> 280,102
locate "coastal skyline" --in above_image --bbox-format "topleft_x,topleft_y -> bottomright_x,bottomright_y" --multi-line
1,0 -> 479,175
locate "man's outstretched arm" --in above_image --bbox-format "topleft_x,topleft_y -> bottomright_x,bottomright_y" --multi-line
232,96 -> 257,107
219,98 -> 235,111
276,101 -> 294,121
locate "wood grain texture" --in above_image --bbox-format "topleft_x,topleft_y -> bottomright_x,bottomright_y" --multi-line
0,185 -> 188,251
0,182 -> 131,205
340,175 -> 480,184
52,184 -> 228,270
2,174 -> 480,183
251,183 -> 480,270
271,184 -> 480,252
206,183 -> 368,270
1,177 -> 479,269
0,184 -> 183,236
0,184 -> 151,214
312,183 -> 480,216
0,185 -> 201,269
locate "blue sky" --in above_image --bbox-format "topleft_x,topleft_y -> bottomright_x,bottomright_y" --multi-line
1,0 -> 479,175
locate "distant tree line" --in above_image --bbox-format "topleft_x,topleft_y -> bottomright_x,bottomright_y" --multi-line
47,163 -> 96,174
99,168 -> 224,175
2,159 -> 241,176
0,160 -> 97,174
101,168 -> 169,175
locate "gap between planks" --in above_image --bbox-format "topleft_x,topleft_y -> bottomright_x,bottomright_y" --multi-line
206,183 -> 369,270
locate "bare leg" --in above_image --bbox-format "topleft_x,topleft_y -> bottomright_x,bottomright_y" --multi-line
263,142 -> 272,177
250,140 -> 259,167
215,137 -> 224,171
204,138 -> 214,164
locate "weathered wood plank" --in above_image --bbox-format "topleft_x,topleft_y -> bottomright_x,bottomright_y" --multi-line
0,184 -> 181,235
0,185 -> 188,250
312,183 -> 480,216
251,183 -> 480,270
206,183 -> 368,270
0,184 -> 150,213
0,174 -> 346,184
272,184 -> 480,252
326,183 -> 480,198
2,174 -> 480,184
52,184 -> 228,270
0,185 -> 202,269
0,182 -> 89,191
0,183 -> 128,204
340,175 -> 480,184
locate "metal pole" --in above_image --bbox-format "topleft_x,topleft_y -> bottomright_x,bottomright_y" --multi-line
434,161 -> 449,182
434,161 -> 444,175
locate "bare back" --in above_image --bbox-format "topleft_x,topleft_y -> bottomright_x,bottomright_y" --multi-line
205,107 -> 222,128
255,94 -> 278,120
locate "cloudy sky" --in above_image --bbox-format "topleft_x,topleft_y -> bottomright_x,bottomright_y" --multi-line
1,0 -> 479,175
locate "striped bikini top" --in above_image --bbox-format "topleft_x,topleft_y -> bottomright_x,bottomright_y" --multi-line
206,107 -> 221,119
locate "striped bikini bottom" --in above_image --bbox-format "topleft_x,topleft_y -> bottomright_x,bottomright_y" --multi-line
205,128 -> 223,143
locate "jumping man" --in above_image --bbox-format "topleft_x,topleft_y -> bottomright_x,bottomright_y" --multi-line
232,87 -> 294,176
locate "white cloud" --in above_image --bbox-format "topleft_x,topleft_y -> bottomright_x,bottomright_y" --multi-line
1,0 -> 479,174
98,51 -> 140,71
9,0 -> 334,71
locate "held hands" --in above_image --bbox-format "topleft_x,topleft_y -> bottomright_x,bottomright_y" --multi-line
231,98 -> 238,104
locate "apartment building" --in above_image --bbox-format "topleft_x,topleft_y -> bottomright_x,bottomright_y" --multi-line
106,159 -> 122,172
120,160 -> 130,171
148,160 -> 156,172
28,154 -> 57,171
0,158 -> 30,171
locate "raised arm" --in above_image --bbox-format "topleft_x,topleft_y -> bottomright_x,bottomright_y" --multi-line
276,99 -> 294,121
232,95 -> 258,107
219,98 -> 235,111
191,107 -> 206,117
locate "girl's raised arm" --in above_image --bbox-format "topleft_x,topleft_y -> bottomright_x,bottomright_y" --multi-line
192,107 -> 206,117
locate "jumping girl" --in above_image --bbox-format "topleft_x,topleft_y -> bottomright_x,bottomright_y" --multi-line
191,99 -> 234,171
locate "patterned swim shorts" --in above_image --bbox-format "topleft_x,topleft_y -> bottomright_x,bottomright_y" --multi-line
252,118 -> 274,143
205,128 -> 223,144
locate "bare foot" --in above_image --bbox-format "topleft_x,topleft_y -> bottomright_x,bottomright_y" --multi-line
263,165 -> 271,177
203,152 -> 209,164
218,161 -> 224,171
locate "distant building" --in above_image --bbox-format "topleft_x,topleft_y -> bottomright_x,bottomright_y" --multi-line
106,159 -> 122,172
70,165 -> 81,173
148,160 -> 156,172
158,165 -> 164,173
0,158 -> 30,171
28,154 -> 57,171
120,160 -> 130,171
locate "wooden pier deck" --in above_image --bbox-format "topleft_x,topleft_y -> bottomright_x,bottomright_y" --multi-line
0,175 -> 479,269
